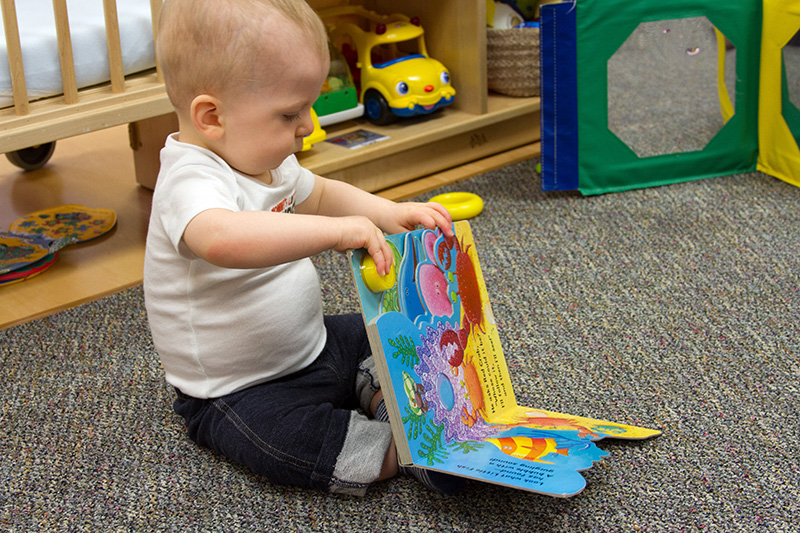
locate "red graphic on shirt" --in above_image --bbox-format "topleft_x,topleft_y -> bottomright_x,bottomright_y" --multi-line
271,193 -> 296,214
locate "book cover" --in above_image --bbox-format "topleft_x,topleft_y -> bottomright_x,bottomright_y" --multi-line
325,129 -> 389,149
349,221 -> 660,497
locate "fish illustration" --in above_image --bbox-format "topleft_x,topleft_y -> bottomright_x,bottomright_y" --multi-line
486,436 -> 569,464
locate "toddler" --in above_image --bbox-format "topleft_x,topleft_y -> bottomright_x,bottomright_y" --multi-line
144,0 -> 463,496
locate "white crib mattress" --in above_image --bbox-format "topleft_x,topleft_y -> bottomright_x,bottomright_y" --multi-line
0,0 -> 156,109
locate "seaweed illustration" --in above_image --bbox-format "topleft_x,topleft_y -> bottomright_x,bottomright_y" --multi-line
387,334 -> 419,367
451,440 -> 485,455
402,404 -> 429,440
405,410 -> 487,466
417,422 -> 449,466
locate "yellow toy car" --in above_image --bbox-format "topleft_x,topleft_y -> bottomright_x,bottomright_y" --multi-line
319,6 -> 456,125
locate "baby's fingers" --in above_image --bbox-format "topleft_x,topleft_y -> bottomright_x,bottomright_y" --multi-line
425,202 -> 455,237
364,227 -> 392,276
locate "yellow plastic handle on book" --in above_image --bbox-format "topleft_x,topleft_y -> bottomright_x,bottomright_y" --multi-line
360,254 -> 396,293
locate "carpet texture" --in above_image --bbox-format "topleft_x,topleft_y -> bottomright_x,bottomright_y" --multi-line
1,159 -> 799,532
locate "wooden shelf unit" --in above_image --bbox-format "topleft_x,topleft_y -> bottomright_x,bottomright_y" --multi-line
133,0 -> 541,193
288,0 -> 537,192
301,0 -> 540,192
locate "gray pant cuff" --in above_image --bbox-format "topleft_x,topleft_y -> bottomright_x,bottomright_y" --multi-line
329,411 -> 393,497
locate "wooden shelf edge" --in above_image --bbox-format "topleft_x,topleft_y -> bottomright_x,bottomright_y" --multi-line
300,96 -> 540,177
377,142 -> 541,201
0,278 -> 143,331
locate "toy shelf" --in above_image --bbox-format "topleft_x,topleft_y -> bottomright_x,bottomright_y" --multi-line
297,0 -> 541,193
132,0 -> 541,194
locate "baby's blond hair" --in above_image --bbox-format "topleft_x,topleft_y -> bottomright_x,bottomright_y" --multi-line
157,0 -> 328,112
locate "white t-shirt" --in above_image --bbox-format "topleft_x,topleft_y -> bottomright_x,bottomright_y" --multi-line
143,134 -> 327,398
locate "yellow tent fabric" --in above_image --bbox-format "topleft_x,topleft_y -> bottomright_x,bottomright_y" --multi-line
758,0 -> 800,187
716,28 -> 735,124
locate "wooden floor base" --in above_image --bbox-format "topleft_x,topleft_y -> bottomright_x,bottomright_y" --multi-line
1,126 -> 152,330
0,125 -> 539,330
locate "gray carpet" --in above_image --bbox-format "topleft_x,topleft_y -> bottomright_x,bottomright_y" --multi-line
1,159 -> 799,531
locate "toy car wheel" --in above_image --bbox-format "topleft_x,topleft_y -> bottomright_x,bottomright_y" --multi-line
363,89 -> 396,126
5,142 -> 56,171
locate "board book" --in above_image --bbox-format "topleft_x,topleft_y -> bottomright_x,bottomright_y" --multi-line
0,205 -> 116,286
539,0 -> 800,195
349,221 -> 660,497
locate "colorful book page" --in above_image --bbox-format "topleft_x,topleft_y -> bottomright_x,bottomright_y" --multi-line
350,221 -> 660,496
0,232 -> 67,275
0,253 -> 58,286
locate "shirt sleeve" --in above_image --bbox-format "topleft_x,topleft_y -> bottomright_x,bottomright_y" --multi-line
278,155 -> 315,205
156,163 -> 242,254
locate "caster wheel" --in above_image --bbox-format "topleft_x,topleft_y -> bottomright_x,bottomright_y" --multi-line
5,142 -> 56,171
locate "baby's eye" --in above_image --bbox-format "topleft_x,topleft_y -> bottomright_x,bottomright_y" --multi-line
284,113 -> 302,122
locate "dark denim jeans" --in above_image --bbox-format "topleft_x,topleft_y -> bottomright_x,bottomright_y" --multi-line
173,314 -> 384,494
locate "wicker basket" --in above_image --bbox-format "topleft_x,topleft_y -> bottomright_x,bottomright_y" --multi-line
486,27 -> 540,97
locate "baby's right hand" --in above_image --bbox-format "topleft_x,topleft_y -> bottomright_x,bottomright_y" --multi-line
334,216 -> 393,276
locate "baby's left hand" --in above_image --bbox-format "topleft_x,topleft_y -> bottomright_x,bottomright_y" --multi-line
378,201 -> 454,238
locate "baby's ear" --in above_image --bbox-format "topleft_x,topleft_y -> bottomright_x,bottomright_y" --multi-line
190,94 -> 224,140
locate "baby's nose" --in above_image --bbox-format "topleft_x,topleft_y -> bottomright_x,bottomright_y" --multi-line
297,113 -> 315,136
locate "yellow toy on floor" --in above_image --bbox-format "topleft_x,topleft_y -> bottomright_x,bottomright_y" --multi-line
429,192 -> 484,220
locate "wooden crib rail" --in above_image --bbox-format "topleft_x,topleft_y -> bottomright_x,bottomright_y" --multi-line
52,0 -> 78,104
1,0 -> 172,153
150,0 -> 163,82
102,0 -> 125,94
1,0 -> 28,115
